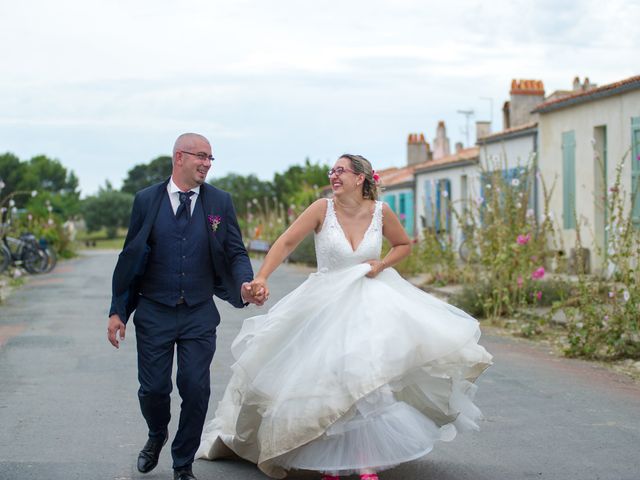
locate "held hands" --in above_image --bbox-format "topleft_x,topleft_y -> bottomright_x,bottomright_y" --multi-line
364,259 -> 386,278
107,314 -> 126,349
241,277 -> 270,306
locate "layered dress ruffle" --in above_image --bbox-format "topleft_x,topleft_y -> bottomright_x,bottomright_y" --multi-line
197,200 -> 492,478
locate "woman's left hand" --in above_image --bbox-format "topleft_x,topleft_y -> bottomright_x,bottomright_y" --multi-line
364,259 -> 386,278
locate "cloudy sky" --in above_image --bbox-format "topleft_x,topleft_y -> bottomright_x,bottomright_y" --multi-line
1,0 -> 638,196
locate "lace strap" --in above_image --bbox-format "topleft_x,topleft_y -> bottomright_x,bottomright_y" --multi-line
374,200 -> 383,229
318,198 -> 337,232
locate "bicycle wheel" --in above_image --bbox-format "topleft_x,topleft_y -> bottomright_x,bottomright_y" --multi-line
0,244 -> 10,274
22,247 -> 48,273
43,247 -> 57,273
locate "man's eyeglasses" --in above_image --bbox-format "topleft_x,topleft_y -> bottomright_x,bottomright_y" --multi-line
181,151 -> 215,162
327,166 -> 357,178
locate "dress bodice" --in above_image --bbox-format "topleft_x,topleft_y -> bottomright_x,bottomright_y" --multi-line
314,199 -> 383,271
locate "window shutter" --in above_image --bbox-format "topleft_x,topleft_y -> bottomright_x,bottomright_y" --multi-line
424,180 -> 434,228
632,117 -> 640,224
562,131 -> 577,229
406,190 -> 414,236
384,194 -> 396,212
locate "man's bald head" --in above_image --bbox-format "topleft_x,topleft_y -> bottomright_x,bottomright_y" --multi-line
173,133 -> 211,160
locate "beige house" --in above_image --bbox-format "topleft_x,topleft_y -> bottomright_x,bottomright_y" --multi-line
533,75 -> 640,271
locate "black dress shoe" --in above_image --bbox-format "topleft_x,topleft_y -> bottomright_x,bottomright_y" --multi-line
173,468 -> 197,480
136,429 -> 168,473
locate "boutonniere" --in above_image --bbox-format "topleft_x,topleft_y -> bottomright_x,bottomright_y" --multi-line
208,214 -> 222,232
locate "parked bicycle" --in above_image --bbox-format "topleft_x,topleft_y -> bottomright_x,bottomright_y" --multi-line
0,232 -> 51,274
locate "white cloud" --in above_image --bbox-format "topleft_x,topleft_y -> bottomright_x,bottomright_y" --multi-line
0,0 -> 637,195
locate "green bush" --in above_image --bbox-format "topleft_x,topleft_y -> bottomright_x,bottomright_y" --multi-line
562,151 -> 640,360
451,279 -> 574,319
288,234 -> 316,266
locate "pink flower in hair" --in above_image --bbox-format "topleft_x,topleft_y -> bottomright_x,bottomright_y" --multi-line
372,169 -> 380,184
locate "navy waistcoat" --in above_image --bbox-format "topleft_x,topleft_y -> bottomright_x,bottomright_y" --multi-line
140,193 -> 215,306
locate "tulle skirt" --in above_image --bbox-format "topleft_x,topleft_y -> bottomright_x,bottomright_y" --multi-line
197,264 -> 492,478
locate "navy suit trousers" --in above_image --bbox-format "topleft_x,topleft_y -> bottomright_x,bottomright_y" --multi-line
133,296 -> 218,469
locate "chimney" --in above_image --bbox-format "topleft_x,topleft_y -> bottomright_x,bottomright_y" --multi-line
475,120 -> 491,140
573,76 -> 581,91
406,133 -> 431,166
502,101 -> 511,130
509,79 -> 545,128
455,142 -> 464,153
432,121 -> 450,160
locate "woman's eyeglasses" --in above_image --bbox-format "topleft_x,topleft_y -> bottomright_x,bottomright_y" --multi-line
327,167 -> 357,178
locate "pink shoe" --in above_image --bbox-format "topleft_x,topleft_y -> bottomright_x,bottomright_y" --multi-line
360,475 -> 379,480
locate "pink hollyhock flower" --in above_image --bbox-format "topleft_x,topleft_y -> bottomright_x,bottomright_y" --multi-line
531,266 -> 545,280
517,276 -> 524,288
517,233 -> 531,245
533,290 -> 542,301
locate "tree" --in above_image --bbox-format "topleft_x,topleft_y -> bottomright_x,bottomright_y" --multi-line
17,155 -> 80,194
82,181 -> 134,238
272,157 -> 330,208
122,156 -> 173,194
0,153 -> 81,217
0,153 -> 26,199
210,173 -> 275,217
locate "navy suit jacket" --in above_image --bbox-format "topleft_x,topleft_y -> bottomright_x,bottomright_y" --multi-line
109,179 -> 253,323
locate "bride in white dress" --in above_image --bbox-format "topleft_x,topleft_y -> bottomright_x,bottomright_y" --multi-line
197,154 -> 493,479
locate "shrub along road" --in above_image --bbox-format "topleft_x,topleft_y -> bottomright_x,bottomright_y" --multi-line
0,251 -> 639,480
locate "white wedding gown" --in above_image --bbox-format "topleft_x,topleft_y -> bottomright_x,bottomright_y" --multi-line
197,199 -> 493,478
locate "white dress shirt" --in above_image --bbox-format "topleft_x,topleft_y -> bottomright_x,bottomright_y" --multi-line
167,178 -> 200,216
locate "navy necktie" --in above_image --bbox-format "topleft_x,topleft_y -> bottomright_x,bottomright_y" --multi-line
176,191 -> 195,227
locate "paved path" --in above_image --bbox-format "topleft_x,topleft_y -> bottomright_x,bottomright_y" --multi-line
0,251 -> 639,480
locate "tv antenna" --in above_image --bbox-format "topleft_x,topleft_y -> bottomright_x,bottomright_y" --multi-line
457,109 -> 475,147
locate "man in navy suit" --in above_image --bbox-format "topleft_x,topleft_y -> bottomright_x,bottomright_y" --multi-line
107,133 -> 265,480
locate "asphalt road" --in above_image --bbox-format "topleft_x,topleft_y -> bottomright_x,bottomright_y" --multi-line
1,250 -> 639,480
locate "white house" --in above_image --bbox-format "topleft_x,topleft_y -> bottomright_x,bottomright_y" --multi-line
380,165 -> 418,237
380,125 -> 475,240
476,80 -> 545,222
413,146 -> 479,246
532,74 -> 640,271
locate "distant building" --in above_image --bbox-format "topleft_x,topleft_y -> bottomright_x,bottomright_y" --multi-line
414,146 -> 480,245
532,74 -> 640,271
478,79 -> 544,223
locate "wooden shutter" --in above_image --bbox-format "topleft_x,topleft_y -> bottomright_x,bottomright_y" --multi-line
562,131 -> 577,229
405,190 -> 414,236
632,117 -> 640,224
384,194 -> 396,212
424,180 -> 434,228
